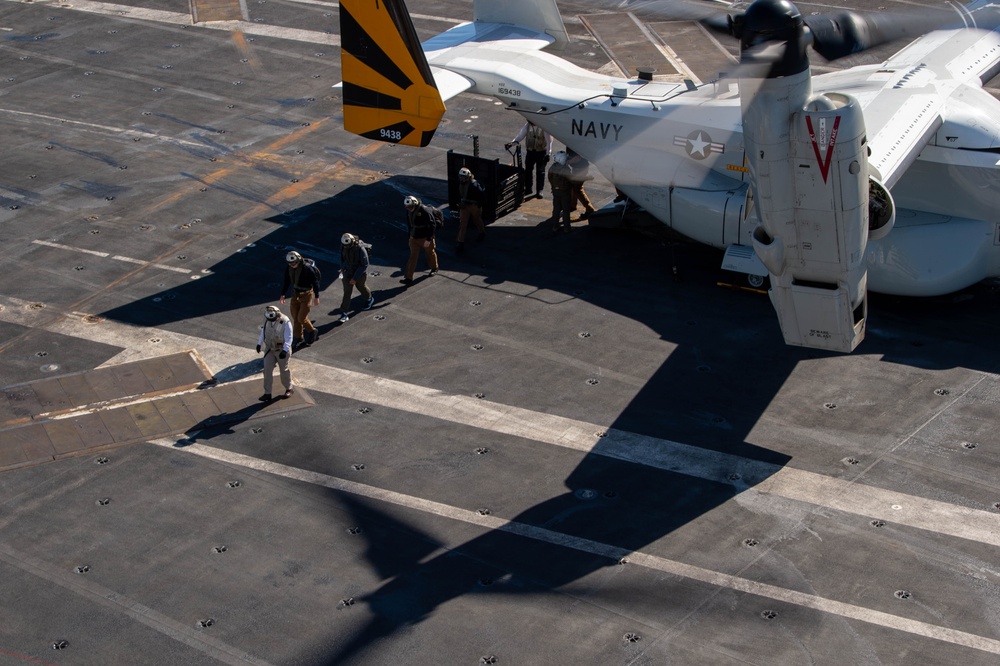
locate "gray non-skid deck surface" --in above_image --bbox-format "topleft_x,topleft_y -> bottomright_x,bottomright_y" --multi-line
0,0 -> 999,664
0,351 -> 314,470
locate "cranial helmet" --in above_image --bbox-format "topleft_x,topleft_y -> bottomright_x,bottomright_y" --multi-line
286,250 -> 302,264
458,167 -> 472,181
404,195 -> 420,208
552,151 -> 568,166
341,233 -> 355,245
264,305 -> 280,321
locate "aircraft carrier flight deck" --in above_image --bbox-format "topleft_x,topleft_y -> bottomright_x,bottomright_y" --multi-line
1,0 -> 999,664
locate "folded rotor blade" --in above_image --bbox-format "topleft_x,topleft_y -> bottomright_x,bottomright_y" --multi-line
805,8 -> 957,61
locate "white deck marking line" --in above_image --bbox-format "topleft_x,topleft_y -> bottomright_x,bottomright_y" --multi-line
0,293 -> 997,548
110,255 -> 192,273
152,439 -> 1000,657
32,239 -> 110,258
0,109 -> 210,148
3,0 -> 341,46
32,240 -> 192,274
0,543 -> 274,666
5,0 -> 485,46
283,0 -> 464,23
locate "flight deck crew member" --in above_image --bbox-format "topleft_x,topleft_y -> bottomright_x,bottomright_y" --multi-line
510,120 -> 552,199
257,305 -> 293,401
547,151 -> 573,232
337,232 -> 374,323
279,250 -> 320,348
455,167 -> 485,253
567,148 -> 597,219
402,195 -> 440,285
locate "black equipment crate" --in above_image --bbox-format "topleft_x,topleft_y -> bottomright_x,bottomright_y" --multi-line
447,150 -> 524,221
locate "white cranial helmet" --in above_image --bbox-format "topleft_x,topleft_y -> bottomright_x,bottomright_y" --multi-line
458,167 -> 472,179
341,233 -> 355,245
404,195 -> 420,208
264,305 -> 280,320
286,250 -> 301,264
552,151 -> 568,165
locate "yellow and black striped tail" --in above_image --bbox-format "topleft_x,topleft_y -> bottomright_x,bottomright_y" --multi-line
340,0 -> 446,147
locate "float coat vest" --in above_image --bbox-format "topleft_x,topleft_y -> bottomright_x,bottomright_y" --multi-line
262,315 -> 290,352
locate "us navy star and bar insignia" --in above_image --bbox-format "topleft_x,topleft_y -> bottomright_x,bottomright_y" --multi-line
674,130 -> 725,160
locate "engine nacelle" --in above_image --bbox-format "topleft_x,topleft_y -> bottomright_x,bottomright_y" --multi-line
749,90 -> 870,352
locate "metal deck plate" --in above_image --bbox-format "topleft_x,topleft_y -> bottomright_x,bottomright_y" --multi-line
0,0 -> 999,663
0,352 -> 313,470
190,0 -> 246,23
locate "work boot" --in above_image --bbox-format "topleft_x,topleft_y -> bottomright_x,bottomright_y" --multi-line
258,394 -> 272,402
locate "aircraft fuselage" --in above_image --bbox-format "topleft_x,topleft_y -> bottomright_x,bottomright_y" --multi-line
431,42 -> 1000,296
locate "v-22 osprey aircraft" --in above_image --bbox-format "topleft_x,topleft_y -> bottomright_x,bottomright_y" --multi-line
337,0 -> 1000,353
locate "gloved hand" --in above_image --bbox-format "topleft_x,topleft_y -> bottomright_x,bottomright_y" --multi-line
256,344 -> 261,353
504,142 -> 512,150
278,350 -> 287,360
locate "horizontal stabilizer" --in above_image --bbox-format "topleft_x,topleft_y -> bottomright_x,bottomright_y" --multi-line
431,67 -> 474,100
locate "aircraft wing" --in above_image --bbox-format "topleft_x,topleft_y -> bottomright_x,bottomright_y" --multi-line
814,26 -> 1000,189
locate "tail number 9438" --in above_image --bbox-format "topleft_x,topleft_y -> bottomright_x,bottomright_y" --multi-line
380,128 -> 403,141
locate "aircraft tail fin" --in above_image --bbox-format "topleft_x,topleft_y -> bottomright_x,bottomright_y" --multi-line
339,0 -> 446,147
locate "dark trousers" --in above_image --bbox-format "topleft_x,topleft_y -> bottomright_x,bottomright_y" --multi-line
340,272 -> 372,312
524,150 -> 549,194
551,189 -> 572,231
457,204 -> 484,242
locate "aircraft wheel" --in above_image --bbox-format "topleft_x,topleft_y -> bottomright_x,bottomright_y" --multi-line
747,274 -> 768,289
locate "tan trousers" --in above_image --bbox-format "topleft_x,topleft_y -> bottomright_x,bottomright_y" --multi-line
571,183 -> 595,213
289,290 -> 315,340
262,349 -> 290,395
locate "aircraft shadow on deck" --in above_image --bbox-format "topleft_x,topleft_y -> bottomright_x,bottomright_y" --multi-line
97,175 -> 1000,373
319,446 -> 787,666
97,176 -> 1000,661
